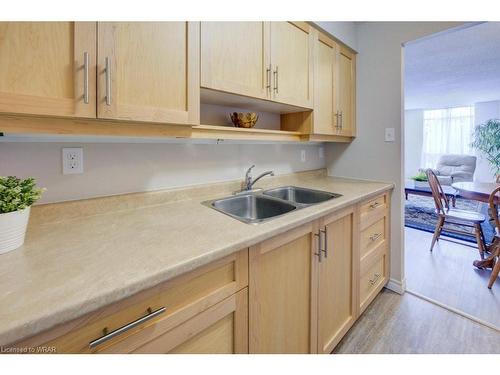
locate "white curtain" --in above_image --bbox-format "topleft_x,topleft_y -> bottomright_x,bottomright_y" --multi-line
421,106 -> 474,169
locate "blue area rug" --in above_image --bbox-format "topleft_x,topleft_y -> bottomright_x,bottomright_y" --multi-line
404,195 -> 495,244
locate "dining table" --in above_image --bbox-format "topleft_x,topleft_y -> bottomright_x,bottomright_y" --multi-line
452,181 -> 500,270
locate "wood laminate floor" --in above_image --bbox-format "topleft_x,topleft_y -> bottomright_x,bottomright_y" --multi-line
405,227 -> 500,328
334,289 -> 500,354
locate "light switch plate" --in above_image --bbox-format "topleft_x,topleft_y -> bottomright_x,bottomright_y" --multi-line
62,147 -> 83,175
385,128 -> 395,142
319,147 -> 324,159
300,149 -> 306,162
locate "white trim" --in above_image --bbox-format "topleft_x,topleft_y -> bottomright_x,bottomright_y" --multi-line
407,290 -> 500,333
384,278 -> 406,295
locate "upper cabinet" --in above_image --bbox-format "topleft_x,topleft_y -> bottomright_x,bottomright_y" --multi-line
0,22 -> 96,118
201,22 -> 270,100
97,22 -> 200,124
201,22 -> 313,109
312,31 -> 356,137
269,22 -> 314,109
336,45 -> 356,137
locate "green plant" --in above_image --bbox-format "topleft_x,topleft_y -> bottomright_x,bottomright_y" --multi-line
410,171 -> 428,182
471,119 -> 500,177
0,176 -> 44,214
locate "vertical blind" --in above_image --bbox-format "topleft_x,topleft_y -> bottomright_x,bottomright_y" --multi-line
421,106 -> 474,169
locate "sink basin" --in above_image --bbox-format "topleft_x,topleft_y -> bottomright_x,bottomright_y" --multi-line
209,194 -> 297,224
263,186 -> 342,205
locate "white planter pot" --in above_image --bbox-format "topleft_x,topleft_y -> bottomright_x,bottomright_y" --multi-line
0,206 -> 31,255
414,180 -> 429,188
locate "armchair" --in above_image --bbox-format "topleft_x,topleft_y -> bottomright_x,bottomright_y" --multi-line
423,154 -> 477,186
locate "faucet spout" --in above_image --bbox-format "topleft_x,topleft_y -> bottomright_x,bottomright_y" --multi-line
246,170 -> 274,191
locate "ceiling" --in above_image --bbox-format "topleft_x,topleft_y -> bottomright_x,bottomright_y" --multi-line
404,22 -> 500,110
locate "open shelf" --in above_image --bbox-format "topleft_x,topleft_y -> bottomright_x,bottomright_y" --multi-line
191,124 -> 304,142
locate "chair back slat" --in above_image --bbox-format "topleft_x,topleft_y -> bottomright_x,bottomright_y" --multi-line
426,169 -> 449,215
489,186 -> 500,235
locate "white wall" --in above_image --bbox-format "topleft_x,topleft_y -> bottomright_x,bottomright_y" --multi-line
325,22 -> 463,289
474,100 -> 500,182
0,141 -> 324,204
313,22 -> 358,51
404,109 -> 424,178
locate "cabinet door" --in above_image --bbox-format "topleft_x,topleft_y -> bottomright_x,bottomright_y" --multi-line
0,22 -> 96,118
201,22 -> 270,100
270,22 -> 314,108
131,289 -> 248,354
249,223 -> 319,353
317,207 -> 357,353
313,32 -> 336,135
97,22 -> 199,124
336,45 -> 356,136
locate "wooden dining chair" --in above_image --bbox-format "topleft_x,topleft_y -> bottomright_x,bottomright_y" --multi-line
487,186 -> 500,288
426,169 -> 487,258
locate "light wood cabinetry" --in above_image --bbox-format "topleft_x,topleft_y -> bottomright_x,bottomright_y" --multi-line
0,22 -> 96,118
358,193 -> 390,314
312,31 -> 356,136
97,22 -> 199,124
201,22 -> 270,100
317,207 -> 358,353
269,22 -> 314,108
13,193 -> 392,354
200,21 -> 313,109
248,223 -> 319,353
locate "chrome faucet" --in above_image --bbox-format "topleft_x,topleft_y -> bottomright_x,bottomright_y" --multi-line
243,165 -> 274,191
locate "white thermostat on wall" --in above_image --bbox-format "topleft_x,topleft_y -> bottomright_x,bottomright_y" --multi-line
385,128 -> 396,142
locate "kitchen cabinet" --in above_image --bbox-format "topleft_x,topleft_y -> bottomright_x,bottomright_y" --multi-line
97,22 -> 199,124
336,44 -> 356,137
200,21 -> 313,109
269,22 -> 314,108
312,32 -> 356,136
0,22 -> 96,118
248,222 -> 319,353
358,193 -> 390,314
317,207 -> 357,353
201,22 -> 270,100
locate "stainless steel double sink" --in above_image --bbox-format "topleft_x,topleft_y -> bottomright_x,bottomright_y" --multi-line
204,186 -> 342,224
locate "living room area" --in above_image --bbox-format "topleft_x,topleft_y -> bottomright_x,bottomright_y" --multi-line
403,22 -> 500,330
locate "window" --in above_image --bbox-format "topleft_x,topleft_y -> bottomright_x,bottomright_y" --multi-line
421,106 -> 474,169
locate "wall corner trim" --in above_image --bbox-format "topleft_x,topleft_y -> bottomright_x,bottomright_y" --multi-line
385,278 -> 406,295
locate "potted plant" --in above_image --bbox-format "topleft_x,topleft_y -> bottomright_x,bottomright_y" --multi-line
471,119 -> 500,179
410,171 -> 429,187
0,176 -> 44,254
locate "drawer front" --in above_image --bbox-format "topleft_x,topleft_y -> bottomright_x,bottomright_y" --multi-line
359,252 -> 387,314
38,249 -> 248,353
360,216 -> 386,260
360,194 -> 387,226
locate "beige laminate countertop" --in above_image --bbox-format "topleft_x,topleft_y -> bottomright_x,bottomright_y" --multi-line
0,170 -> 393,345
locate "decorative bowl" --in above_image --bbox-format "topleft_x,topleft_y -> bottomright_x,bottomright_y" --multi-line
230,112 -> 259,128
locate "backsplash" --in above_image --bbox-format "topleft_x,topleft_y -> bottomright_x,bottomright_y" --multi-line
0,141 -> 325,204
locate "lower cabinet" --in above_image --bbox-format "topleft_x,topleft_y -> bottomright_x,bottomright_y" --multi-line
248,222 -> 319,353
317,207 -> 357,353
15,192 -> 391,354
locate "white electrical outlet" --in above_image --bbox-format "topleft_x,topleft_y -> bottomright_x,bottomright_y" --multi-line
385,128 -> 395,142
301,149 -> 306,162
62,148 -> 83,175
319,147 -> 324,159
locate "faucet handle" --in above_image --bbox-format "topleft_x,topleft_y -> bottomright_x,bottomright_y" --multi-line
245,165 -> 255,178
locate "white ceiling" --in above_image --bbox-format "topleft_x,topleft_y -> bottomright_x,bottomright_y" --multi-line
404,22 -> 500,110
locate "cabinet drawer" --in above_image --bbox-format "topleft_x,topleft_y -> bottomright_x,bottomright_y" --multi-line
360,216 -> 387,260
30,249 -> 248,353
360,194 -> 387,227
359,251 -> 387,314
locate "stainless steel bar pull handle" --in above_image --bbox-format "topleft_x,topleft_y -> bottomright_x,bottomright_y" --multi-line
83,52 -> 89,104
105,57 -> 111,106
266,64 -> 272,92
340,111 -> 343,129
273,66 -> 278,94
334,111 -> 339,129
89,307 -> 166,349
314,232 -> 323,263
320,228 -> 328,258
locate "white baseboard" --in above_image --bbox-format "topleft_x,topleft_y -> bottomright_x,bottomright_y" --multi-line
384,278 -> 406,294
